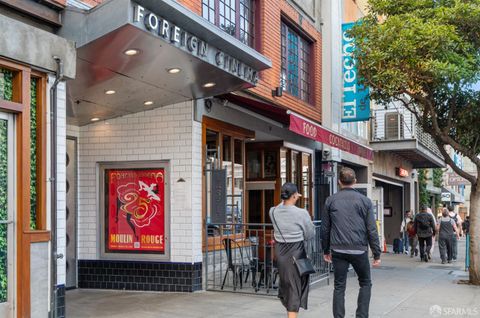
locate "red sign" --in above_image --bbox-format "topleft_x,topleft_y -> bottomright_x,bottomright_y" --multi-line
396,167 -> 409,178
106,169 -> 165,253
448,172 -> 469,186
289,114 -> 374,161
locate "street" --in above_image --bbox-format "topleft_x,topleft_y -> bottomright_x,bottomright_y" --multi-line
67,239 -> 480,318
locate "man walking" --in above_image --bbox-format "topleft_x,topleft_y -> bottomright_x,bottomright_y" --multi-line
437,208 -> 459,264
322,167 -> 381,318
414,205 -> 436,262
448,205 -> 463,261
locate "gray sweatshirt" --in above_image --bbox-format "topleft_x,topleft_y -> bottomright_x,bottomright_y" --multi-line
269,204 -> 316,243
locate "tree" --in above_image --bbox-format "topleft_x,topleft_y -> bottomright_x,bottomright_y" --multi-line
349,0 -> 480,284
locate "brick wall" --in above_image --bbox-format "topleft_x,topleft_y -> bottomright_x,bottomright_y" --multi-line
179,0 -> 323,123
248,0 -> 322,123
74,101 -> 203,263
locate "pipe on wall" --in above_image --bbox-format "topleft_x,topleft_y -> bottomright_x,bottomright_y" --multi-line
49,56 -> 64,318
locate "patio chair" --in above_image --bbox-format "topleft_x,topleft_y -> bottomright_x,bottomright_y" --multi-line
220,238 -> 250,291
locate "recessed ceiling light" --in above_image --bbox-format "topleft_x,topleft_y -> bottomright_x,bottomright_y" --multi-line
144,101 -> 154,106
105,90 -> 116,95
124,49 -> 140,56
203,82 -> 216,88
91,117 -> 100,122
167,68 -> 181,74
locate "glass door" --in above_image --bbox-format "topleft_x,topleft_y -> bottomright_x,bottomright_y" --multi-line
0,112 -> 15,318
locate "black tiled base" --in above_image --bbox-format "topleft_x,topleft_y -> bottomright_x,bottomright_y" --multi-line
78,260 -> 202,292
56,285 -> 65,318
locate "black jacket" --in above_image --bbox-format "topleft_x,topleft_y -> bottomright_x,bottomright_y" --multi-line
321,188 -> 381,260
414,212 -> 436,238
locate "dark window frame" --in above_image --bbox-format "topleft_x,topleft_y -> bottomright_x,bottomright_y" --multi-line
281,21 -> 313,103
202,0 -> 256,47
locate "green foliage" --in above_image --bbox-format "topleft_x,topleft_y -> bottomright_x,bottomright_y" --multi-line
30,79 -> 37,229
349,0 -> 480,159
418,169 -> 430,208
0,68 -> 13,302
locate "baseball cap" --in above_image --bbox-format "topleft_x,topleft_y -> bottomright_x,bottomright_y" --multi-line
280,182 -> 302,200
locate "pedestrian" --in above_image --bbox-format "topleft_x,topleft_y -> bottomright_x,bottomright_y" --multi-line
414,205 -> 436,262
437,208 -> 459,264
269,182 -> 315,318
463,216 -> 470,235
448,205 -> 463,261
400,210 -> 413,254
321,167 -> 381,318
427,207 -> 437,257
406,218 -> 418,258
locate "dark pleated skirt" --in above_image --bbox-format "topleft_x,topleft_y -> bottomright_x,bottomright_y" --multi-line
275,241 -> 310,312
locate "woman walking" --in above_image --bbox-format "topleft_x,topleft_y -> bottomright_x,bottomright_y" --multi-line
269,183 -> 315,318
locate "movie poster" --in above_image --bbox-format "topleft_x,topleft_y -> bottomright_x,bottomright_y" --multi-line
105,168 -> 165,253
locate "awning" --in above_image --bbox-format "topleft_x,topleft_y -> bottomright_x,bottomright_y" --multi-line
59,0 -> 271,125
289,113 -> 374,161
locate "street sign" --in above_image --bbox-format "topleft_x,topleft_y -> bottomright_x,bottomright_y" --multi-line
441,192 -> 452,202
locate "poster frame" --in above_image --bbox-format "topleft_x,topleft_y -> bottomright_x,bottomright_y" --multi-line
97,161 -> 171,261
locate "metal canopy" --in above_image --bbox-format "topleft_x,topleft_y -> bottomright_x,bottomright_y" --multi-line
61,0 -> 271,125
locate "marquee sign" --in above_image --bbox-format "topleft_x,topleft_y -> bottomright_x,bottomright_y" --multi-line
105,168 -> 166,254
132,3 -> 259,84
289,113 -> 374,161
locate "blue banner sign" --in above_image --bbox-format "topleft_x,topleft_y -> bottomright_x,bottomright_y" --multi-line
342,22 -> 370,122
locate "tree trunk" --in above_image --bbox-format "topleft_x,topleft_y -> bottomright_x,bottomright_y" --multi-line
469,185 -> 480,285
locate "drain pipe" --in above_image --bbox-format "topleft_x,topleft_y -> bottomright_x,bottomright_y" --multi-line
49,56 -> 64,318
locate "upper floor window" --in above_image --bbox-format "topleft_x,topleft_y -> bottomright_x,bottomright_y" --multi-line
202,0 -> 255,47
281,22 -> 312,103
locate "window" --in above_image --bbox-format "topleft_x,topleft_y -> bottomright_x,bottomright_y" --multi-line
281,22 -> 312,103
202,0 -> 255,47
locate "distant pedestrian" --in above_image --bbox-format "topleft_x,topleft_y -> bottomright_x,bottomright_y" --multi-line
270,182 -> 315,318
463,216 -> 470,235
400,210 -> 413,254
427,207 -> 437,256
406,218 -> 418,258
322,167 -> 381,318
414,205 -> 436,262
448,205 -> 463,261
437,208 -> 459,264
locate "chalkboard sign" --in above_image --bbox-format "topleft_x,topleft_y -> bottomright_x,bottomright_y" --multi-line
210,169 -> 227,224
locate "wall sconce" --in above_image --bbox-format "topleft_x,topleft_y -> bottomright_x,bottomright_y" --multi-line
177,178 -> 186,183
272,86 -> 283,97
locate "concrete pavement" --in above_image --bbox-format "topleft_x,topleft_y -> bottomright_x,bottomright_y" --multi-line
67,238 -> 480,317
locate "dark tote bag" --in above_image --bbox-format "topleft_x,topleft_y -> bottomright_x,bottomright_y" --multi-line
271,208 -> 316,277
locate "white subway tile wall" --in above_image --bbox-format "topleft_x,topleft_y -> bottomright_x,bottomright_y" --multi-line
75,101 -> 203,263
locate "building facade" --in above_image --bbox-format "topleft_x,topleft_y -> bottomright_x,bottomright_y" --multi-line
0,1 -> 76,317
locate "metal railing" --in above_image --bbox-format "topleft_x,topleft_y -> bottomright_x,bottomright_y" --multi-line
371,108 -> 442,157
204,221 -> 330,295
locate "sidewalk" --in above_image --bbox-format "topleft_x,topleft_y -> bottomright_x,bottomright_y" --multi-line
67,238 -> 480,317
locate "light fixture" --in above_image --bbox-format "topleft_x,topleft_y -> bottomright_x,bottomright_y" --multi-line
124,49 -> 140,56
144,101 -> 154,106
105,90 -> 116,95
203,82 -> 216,88
167,68 -> 181,74
249,138 -> 256,141
91,117 -> 100,122
177,178 -> 186,183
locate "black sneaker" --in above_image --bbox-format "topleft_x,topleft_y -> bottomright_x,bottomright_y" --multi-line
441,260 -> 446,264
448,260 -> 452,264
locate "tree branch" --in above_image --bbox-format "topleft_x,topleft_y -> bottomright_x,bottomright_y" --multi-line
433,139 -> 477,186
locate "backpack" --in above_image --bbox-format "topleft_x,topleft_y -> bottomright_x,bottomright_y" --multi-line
418,215 -> 431,231
406,221 -> 416,236
451,213 -> 458,224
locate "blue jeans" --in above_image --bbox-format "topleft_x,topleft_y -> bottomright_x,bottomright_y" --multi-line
403,232 -> 409,253
332,251 -> 372,318
452,234 -> 458,260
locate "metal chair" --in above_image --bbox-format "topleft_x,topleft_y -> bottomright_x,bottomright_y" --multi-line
221,238 -> 250,291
